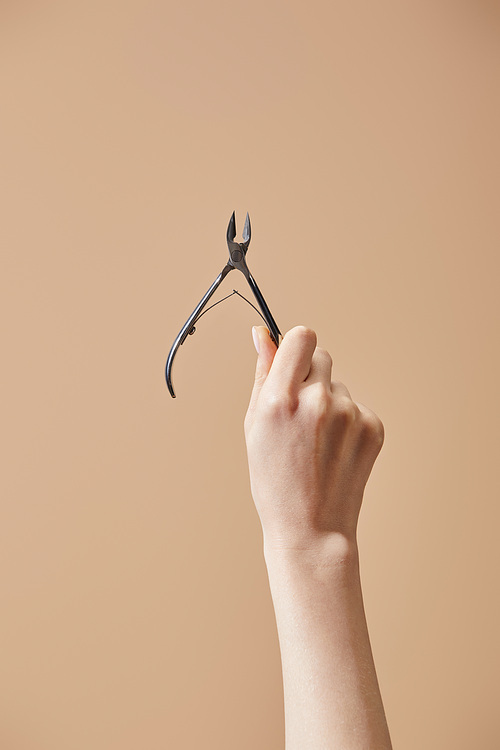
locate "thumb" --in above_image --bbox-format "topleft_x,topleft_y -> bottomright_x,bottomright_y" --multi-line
247,326 -> 277,414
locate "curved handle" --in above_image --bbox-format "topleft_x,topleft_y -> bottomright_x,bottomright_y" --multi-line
165,266 -> 232,397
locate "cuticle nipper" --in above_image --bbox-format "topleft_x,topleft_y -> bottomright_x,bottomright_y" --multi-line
165,211 -> 281,397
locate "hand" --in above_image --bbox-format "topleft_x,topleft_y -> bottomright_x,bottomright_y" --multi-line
244,326 -> 385,555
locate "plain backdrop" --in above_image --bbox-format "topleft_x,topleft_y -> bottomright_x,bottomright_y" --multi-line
1,1 -> 499,748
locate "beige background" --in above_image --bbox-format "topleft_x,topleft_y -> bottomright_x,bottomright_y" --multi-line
1,1 -> 499,748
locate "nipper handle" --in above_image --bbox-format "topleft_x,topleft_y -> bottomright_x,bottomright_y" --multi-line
165,265 -> 232,397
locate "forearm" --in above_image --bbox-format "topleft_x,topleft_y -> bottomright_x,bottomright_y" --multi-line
264,535 -> 392,750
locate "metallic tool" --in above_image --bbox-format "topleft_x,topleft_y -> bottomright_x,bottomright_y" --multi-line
165,211 -> 281,397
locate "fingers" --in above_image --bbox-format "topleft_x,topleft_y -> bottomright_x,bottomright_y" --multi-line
247,325 -> 354,428
305,347 -> 333,387
356,401 -> 385,451
331,380 -> 352,400
264,326 -> 317,394
246,326 -> 278,418
250,325 -> 352,403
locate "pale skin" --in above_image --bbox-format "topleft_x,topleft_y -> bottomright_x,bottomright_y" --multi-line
245,325 -> 393,750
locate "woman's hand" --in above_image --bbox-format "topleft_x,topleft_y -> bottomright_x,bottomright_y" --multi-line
244,325 -> 385,555
245,326 -> 393,749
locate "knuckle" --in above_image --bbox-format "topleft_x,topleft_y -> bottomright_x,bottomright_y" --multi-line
309,382 -> 332,416
263,388 -> 298,418
359,407 -> 385,446
289,325 -> 317,348
331,380 -> 352,400
334,398 -> 358,426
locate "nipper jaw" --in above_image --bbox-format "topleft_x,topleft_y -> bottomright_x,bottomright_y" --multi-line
165,211 -> 281,398
226,210 -> 251,277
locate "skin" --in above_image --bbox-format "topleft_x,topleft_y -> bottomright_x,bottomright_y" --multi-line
245,325 -> 393,750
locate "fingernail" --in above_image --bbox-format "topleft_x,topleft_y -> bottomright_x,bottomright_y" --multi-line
252,326 -> 260,354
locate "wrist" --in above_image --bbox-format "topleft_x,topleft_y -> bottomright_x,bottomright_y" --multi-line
263,533 -> 360,580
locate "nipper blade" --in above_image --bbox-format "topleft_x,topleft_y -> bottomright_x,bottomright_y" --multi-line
226,211 -> 236,243
242,212 -> 251,244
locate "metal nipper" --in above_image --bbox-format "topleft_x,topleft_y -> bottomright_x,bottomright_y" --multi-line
165,211 -> 281,397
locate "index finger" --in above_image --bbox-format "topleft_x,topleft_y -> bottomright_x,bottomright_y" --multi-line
264,326 -> 317,394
